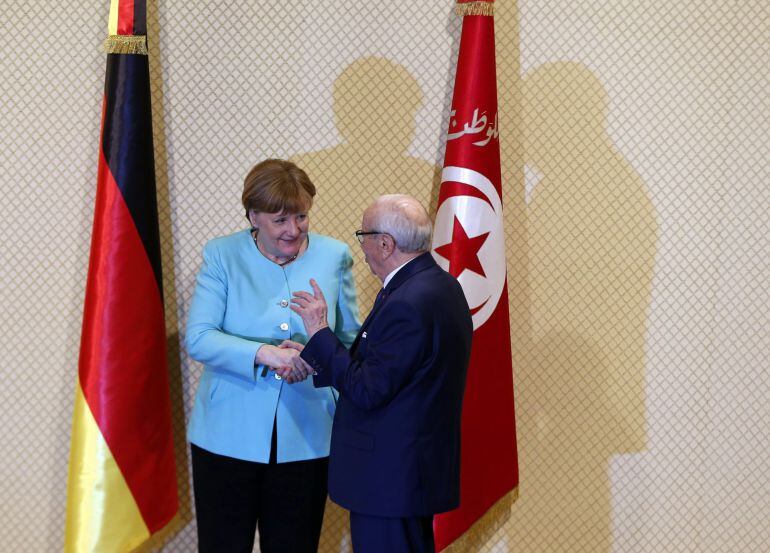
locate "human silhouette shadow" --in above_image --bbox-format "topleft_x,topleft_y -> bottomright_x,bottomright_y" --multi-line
508,61 -> 659,551
291,56 -> 441,314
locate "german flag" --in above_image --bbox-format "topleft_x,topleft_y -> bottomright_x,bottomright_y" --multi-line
65,1 -> 178,550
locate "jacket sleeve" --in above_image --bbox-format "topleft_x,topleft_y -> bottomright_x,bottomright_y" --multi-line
333,245 -> 361,349
303,300 -> 426,411
185,242 -> 266,382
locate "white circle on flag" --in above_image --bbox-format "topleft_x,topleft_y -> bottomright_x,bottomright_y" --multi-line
431,166 -> 506,330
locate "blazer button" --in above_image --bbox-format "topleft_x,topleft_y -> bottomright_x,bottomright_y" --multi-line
280,299 -> 289,307
274,374 -> 282,380
279,322 -> 289,331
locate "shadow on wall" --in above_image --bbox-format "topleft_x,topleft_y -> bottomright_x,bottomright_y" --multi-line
291,56 -> 442,315
508,61 -> 659,552
289,54 -> 662,553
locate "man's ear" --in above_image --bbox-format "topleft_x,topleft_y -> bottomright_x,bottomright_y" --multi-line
381,234 -> 396,256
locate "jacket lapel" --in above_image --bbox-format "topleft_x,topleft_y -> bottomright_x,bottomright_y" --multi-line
350,290 -> 386,353
349,253 -> 437,354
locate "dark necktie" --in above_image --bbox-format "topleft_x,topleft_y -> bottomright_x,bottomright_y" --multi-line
352,288 -> 388,353
364,288 -> 388,326
375,288 -> 387,304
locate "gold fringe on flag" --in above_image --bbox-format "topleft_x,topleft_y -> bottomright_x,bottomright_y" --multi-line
103,35 -> 148,55
455,1 -> 495,17
443,487 -> 519,553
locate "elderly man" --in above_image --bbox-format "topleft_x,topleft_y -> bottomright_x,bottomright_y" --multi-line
287,194 -> 472,552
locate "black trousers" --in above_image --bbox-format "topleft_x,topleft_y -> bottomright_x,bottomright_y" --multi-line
191,426 -> 329,553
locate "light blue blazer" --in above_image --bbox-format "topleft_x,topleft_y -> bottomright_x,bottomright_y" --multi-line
186,230 -> 360,462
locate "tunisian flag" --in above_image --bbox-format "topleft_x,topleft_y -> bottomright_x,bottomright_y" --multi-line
65,2 -> 178,551
432,1 -> 518,549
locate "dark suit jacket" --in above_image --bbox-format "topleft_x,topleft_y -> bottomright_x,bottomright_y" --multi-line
301,253 -> 472,517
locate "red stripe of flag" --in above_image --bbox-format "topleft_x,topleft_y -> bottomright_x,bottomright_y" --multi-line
117,0 -> 135,35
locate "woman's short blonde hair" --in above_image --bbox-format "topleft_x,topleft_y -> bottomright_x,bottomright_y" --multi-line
241,159 -> 316,219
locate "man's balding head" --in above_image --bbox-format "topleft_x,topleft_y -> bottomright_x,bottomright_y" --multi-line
365,194 -> 432,253
359,195 -> 433,282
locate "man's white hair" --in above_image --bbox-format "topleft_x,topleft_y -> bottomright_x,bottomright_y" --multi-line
369,194 -> 433,253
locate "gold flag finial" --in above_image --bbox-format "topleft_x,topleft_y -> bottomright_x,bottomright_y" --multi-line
455,1 -> 495,17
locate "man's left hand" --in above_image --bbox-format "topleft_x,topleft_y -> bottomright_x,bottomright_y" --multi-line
291,278 -> 329,337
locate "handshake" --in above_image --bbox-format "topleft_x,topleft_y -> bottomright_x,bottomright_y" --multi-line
258,341 -> 313,384
257,277 -> 330,384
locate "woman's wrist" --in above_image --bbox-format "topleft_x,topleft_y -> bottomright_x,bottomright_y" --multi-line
254,344 -> 275,366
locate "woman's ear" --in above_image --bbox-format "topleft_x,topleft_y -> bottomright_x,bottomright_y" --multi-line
248,209 -> 258,229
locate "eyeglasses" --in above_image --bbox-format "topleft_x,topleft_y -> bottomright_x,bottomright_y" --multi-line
354,230 -> 388,244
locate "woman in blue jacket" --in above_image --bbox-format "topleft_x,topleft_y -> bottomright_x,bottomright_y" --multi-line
186,159 -> 360,552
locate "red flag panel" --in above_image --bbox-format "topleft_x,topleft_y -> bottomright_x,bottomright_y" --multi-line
432,3 -> 519,550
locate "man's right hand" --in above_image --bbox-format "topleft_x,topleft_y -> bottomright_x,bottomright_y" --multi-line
278,340 -> 315,382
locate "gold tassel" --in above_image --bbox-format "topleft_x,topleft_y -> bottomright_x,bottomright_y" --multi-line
443,487 -> 519,552
455,1 -> 495,17
103,35 -> 148,55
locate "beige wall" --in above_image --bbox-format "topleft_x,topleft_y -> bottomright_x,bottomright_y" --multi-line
1,1 -> 767,551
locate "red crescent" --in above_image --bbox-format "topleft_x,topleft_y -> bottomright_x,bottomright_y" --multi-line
437,180 -> 494,209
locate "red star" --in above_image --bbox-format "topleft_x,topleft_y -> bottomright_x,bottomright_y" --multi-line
434,216 -> 489,278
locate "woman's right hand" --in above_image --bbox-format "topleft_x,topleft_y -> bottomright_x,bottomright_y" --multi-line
256,345 -> 312,383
